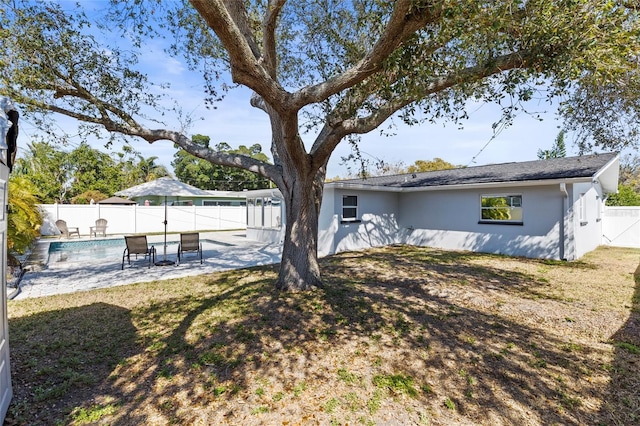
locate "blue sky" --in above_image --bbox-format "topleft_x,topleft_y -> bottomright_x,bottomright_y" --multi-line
16,2 -> 614,179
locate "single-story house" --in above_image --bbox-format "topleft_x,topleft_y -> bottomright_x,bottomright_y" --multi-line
97,196 -> 137,205
134,190 -> 246,207
246,152 -> 620,261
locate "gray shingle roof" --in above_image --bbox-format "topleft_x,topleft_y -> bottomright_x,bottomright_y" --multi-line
335,152 -> 618,188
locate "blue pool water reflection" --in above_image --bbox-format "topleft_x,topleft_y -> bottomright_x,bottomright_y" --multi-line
48,239 -> 179,263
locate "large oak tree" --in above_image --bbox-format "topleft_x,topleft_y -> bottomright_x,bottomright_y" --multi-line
2,0 -> 639,290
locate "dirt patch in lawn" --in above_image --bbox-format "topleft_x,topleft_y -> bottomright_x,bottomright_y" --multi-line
6,245 -> 640,425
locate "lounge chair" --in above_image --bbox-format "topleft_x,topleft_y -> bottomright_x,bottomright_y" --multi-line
177,232 -> 203,265
122,235 -> 155,269
55,219 -> 80,239
90,218 -> 108,237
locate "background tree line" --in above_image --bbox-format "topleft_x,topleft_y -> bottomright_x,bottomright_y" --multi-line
171,135 -> 272,191
12,135 -> 272,205
607,155 -> 640,206
13,141 -> 170,204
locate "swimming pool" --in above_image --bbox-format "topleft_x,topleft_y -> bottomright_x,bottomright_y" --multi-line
47,239 -> 180,264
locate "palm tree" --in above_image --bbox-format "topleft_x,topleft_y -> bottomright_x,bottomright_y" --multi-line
537,130 -> 567,160
8,176 -> 43,265
137,155 -> 170,182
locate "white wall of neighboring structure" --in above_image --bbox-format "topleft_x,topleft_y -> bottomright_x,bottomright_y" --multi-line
0,164 -> 11,424
39,204 -> 247,236
571,182 -> 605,259
397,185 -> 569,259
0,97 -> 14,424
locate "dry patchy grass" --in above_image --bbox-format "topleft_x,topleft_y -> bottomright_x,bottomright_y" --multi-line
5,245 -> 640,425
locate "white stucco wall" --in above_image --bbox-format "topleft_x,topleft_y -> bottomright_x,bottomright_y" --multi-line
571,182 -> 604,259
245,179 -> 612,261
318,187 -> 401,256
397,185 -> 567,259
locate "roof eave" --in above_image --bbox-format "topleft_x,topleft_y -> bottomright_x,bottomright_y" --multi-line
327,177 -> 594,192
592,153 -> 620,194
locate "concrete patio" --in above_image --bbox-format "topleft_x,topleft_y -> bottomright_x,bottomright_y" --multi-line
10,231 -> 282,300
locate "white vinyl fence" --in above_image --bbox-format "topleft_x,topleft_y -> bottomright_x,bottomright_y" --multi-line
602,206 -> 640,248
39,204 -> 246,236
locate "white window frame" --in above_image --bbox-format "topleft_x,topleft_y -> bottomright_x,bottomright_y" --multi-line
247,196 -> 282,229
246,198 -> 255,227
342,195 -> 359,222
579,192 -> 588,225
479,194 -> 523,224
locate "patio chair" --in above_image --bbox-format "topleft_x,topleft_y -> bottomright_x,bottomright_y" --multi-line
90,218 -> 108,237
177,232 -> 203,265
55,219 -> 80,239
122,235 -> 155,269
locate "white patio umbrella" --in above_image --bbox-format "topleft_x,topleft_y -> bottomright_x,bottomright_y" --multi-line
115,177 -> 211,266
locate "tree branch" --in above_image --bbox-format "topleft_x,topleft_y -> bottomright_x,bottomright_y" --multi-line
31,95 -> 283,184
310,50 -> 532,167
291,0 -> 442,109
189,0 -> 290,108
262,0 -> 287,77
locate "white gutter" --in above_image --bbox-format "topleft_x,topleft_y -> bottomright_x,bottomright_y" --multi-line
559,182 -> 568,198
559,182 -> 569,261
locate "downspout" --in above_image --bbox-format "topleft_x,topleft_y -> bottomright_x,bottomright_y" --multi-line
559,183 -> 568,260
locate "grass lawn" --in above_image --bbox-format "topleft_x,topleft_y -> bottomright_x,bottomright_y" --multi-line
5,245 -> 640,425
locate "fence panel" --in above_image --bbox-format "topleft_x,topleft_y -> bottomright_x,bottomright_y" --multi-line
602,207 -> 640,248
39,204 -> 246,236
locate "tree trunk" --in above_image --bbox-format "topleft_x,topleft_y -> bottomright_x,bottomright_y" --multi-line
275,170 -> 325,291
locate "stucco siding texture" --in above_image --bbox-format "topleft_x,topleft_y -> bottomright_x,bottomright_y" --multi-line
397,186 -> 565,259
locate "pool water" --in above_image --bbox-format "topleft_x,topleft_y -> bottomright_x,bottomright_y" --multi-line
48,239 -> 179,264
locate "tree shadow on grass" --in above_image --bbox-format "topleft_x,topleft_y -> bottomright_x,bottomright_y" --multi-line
4,247 -> 631,425
90,250 -> 617,424
597,263 -> 640,425
316,249 -> 615,425
6,303 -> 139,425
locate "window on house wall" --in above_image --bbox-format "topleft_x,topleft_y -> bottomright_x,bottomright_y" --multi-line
264,197 -> 273,229
579,193 -> 587,225
203,200 -> 233,206
269,197 -> 282,228
247,198 -> 255,227
480,194 -> 523,224
255,198 -> 263,227
342,195 -> 358,222
247,196 -> 282,228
